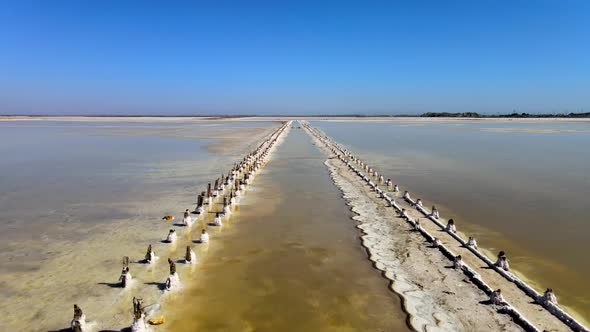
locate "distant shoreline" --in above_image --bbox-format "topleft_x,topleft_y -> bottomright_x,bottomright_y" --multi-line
1,112 -> 589,120
2,115 -> 590,123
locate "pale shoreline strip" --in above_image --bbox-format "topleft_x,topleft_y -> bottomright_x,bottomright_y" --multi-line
305,124 -> 520,331
303,121 -> 587,332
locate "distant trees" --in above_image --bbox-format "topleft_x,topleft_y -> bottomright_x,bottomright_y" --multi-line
421,112 -> 482,118
420,112 -> 590,118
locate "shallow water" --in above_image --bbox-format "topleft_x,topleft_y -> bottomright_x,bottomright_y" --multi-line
0,120 -> 273,265
166,127 -> 408,331
0,120 -> 277,331
313,119 -> 590,322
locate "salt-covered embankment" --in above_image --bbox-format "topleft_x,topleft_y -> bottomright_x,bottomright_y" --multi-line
40,121 -> 291,332
302,125 -> 522,331
0,123 -> 279,332
123,120 -> 292,331
302,121 -> 586,332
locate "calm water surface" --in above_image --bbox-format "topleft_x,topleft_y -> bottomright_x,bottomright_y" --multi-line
0,120 -> 273,243
0,120 -> 276,331
313,119 -> 590,321
167,127 -> 408,331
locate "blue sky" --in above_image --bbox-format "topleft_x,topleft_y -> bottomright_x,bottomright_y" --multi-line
1,1 -> 589,115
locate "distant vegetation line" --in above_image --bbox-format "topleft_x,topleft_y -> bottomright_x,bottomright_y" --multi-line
1,112 -> 589,118
420,112 -> 590,118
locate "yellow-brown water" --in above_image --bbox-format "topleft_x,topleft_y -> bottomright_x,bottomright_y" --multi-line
166,127 -> 409,331
0,120 -> 279,331
313,119 -> 590,323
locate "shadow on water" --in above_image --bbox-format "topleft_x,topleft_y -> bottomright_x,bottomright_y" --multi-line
49,328 -> 129,332
97,282 -> 122,289
145,281 -> 166,291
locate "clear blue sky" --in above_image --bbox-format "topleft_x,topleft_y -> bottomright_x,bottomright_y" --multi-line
1,1 -> 589,115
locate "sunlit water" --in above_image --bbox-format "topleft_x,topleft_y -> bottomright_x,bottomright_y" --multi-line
166,127 -> 408,331
313,119 -> 590,322
6,118 -> 585,330
0,120 -> 276,331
